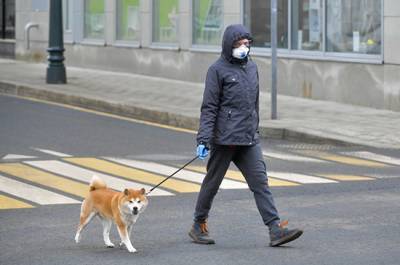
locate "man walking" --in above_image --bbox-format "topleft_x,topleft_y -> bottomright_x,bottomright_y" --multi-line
189,24 -> 303,247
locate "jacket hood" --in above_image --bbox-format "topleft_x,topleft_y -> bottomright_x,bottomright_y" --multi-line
221,24 -> 252,62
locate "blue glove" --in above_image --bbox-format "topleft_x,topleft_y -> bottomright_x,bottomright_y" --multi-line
196,144 -> 209,160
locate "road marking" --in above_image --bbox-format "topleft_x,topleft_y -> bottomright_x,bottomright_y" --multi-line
0,174 -> 79,205
2,154 -> 37,160
16,96 -> 197,134
316,174 -> 375,181
181,165 -> 246,182
367,174 -> 399,179
104,157 -> 249,189
32,148 -> 72,157
298,151 -> 388,167
64,157 -> 200,193
0,194 -> 34,209
262,150 -> 327,163
25,160 -> 172,196
268,172 -> 338,184
0,163 -> 89,198
182,165 -> 299,187
342,151 -> 400,166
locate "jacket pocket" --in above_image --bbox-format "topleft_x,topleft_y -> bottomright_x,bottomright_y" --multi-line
223,74 -> 240,99
224,74 -> 239,85
215,109 -> 232,137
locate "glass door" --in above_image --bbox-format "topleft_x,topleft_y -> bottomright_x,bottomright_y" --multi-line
0,0 -> 15,39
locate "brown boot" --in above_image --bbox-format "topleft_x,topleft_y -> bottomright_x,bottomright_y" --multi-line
188,221 -> 215,244
269,220 -> 303,247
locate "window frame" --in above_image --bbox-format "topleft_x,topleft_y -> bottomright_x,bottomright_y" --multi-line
62,0 -> 74,43
190,0 -> 224,51
150,0 -> 180,50
63,0 -> 73,33
113,0 -> 141,48
81,0 -> 106,46
241,0 -> 384,64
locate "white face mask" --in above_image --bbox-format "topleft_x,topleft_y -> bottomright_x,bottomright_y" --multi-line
232,45 -> 250,59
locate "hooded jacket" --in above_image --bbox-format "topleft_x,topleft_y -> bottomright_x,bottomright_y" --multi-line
197,24 -> 260,146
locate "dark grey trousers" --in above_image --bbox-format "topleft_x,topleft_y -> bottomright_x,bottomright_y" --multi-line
194,143 -> 280,226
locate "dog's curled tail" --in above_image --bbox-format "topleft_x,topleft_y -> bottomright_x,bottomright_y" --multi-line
90,175 -> 107,191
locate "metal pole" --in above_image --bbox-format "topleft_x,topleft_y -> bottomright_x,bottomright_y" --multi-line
271,0 -> 278,119
46,0 -> 66,84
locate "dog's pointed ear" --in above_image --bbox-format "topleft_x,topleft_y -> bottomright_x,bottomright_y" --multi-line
140,188 -> 145,195
124,189 -> 130,196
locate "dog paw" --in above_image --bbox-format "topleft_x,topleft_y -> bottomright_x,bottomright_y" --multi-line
106,243 -> 115,248
74,235 -> 80,244
127,247 -> 137,253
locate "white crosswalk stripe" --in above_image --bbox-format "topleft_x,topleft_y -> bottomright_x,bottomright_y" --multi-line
2,154 -> 37,160
263,150 -> 327,163
32,148 -> 72,157
25,160 -> 172,196
0,174 -> 80,205
269,172 -> 338,184
342,151 -> 400,166
104,157 -> 249,189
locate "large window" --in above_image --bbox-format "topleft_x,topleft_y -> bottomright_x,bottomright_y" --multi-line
84,0 -> 105,39
153,0 -> 179,44
291,0 -> 323,51
243,0 -> 288,48
116,0 -> 140,41
192,0 -> 223,46
243,0 -> 382,59
326,0 -> 381,55
0,0 -> 15,39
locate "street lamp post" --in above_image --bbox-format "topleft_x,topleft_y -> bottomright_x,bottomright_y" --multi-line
271,0 -> 278,119
46,0 -> 66,84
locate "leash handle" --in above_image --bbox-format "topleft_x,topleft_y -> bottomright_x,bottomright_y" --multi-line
147,155 -> 199,195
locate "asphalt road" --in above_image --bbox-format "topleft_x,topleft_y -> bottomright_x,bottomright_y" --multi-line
1,95 -> 400,265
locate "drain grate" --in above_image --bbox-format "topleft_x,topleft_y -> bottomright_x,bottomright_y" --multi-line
275,143 -> 337,151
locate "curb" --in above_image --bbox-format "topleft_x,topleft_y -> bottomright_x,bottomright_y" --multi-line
0,80 -> 358,147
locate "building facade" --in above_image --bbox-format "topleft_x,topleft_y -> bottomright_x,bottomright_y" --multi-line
1,0 -> 400,111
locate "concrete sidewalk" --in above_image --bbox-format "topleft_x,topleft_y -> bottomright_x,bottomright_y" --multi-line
1,59 -> 399,149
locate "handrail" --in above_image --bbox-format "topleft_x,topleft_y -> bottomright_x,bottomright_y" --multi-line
24,22 -> 39,50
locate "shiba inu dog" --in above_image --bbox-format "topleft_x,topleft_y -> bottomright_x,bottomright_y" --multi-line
75,176 -> 148,253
